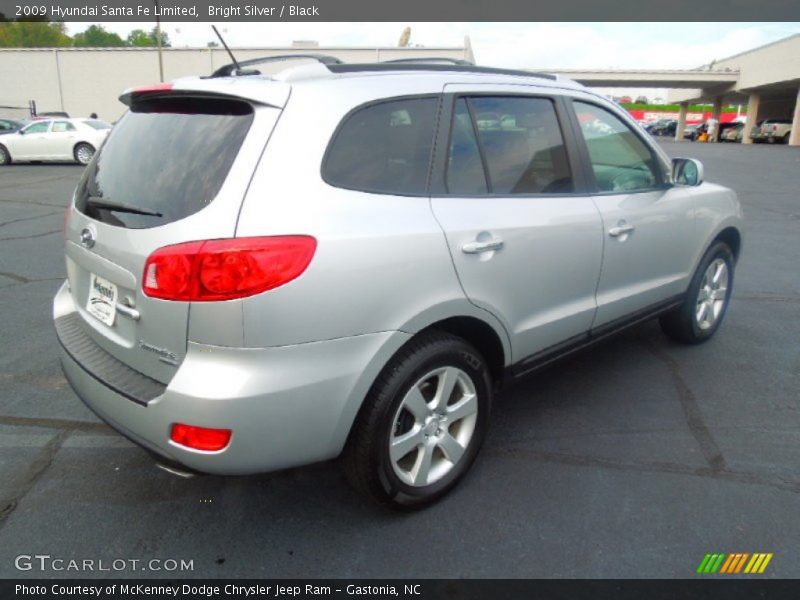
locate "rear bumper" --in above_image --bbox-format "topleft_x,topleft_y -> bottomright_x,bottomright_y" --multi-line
54,280 -> 410,474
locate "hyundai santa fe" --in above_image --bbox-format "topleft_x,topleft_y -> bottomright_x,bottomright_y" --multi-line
54,57 -> 743,508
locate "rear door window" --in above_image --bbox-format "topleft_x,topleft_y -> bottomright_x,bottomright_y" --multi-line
450,96 -> 573,195
323,97 -> 438,195
446,98 -> 488,195
52,121 -> 76,133
75,97 -> 254,229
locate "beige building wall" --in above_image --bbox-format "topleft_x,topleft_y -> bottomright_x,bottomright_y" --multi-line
0,45 -> 470,121
716,34 -> 800,91
669,34 -> 800,105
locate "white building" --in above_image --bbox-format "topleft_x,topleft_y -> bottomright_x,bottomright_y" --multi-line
0,41 -> 474,121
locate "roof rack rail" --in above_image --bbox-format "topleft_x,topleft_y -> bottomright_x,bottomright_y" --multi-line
382,57 -> 475,66
327,63 -> 557,80
210,54 -> 344,78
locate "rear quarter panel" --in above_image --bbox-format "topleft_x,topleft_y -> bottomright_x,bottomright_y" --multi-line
234,78 -> 510,354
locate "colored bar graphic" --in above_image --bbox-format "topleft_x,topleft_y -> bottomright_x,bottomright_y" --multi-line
744,554 -> 760,573
711,554 -> 725,573
720,554 -> 736,573
735,553 -> 749,573
700,552 -> 773,575
759,553 -> 773,573
697,554 -> 712,574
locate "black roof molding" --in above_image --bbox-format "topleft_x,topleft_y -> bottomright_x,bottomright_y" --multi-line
209,53 -> 556,81
210,54 -> 344,77
382,57 -> 475,66
328,63 -> 557,80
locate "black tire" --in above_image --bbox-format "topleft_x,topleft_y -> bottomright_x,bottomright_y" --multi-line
660,241 -> 735,344
73,143 -> 95,165
342,330 -> 492,510
784,132 -> 791,145
0,144 -> 10,166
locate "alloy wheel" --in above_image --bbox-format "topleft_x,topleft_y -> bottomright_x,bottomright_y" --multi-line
696,258 -> 729,330
389,366 -> 478,487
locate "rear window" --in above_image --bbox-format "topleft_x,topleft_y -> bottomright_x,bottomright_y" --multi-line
323,97 -> 438,196
75,97 -> 253,229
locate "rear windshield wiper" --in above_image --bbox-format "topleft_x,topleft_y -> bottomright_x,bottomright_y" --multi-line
86,196 -> 163,217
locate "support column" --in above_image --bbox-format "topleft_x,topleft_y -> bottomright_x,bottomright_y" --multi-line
742,93 -> 760,144
675,102 -> 688,141
789,86 -> 800,147
711,96 -> 723,142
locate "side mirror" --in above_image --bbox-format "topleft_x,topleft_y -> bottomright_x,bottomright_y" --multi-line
18,129 -> 25,135
672,157 -> 704,186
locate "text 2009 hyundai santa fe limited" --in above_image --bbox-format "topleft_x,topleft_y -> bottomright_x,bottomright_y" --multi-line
54,58 -> 743,509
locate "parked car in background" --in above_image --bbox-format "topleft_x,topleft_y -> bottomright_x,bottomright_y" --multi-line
759,119 -> 792,144
683,123 -> 703,141
650,119 -> 677,137
749,119 -> 792,143
643,118 -> 673,134
0,118 -> 26,135
721,123 -> 744,143
55,60 -> 743,508
0,118 -> 111,166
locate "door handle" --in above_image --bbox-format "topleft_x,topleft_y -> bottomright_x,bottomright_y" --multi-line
462,238 -> 504,254
609,224 -> 635,237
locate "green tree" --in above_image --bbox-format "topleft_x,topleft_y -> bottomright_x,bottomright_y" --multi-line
0,20 -> 71,47
73,25 -> 125,47
126,27 -> 171,48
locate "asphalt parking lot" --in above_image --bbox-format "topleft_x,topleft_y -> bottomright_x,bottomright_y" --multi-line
0,141 -> 798,579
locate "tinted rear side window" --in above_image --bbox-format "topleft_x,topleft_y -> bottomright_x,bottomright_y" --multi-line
75,97 -> 253,229
323,97 -> 438,195
469,96 -> 573,194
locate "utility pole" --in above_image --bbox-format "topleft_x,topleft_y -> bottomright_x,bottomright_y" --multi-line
154,0 -> 164,82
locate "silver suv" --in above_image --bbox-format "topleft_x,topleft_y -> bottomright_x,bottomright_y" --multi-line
54,58 -> 743,508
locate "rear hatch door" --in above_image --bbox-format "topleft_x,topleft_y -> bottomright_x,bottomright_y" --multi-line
65,84 -> 286,384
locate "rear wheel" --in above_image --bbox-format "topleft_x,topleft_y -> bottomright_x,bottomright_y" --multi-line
343,331 -> 492,510
784,132 -> 791,145
74,143 -> 95,165
0,145 -> 10,165
660,241 -> 734,344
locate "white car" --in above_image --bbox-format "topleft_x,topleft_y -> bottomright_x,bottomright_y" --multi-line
0,118 -> 111,166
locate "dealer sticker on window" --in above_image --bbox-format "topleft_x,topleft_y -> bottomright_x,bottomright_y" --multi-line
86,274 -> 117,327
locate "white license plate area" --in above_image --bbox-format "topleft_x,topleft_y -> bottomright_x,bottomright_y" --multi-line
86,273 -> 118,326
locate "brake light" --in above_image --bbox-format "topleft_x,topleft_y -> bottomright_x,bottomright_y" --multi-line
171,423 -> 231,451
133,83 -> 174,95
142,236 -> 317,301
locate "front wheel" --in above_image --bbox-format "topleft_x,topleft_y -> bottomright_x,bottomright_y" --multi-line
0,145 -> 10,165
660,241 -> 735,344
343,331 -> 492,510
74,143 -> 95,165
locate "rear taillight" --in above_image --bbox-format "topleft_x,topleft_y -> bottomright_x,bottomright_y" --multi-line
142,236 -> 316,301
170,423 -> 231,452
133,82 -> 174,95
